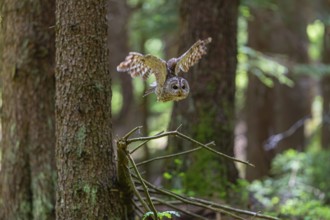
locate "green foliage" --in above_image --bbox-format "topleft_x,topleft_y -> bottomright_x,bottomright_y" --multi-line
128,0 -> 179,52
111,83 -> 123,116
249,149 -> 330,219
239,46 -> 294,87
293,64 -> 330,78
307,20 -> 324,61
142,210 -> 180,220
242,0 -> 278,10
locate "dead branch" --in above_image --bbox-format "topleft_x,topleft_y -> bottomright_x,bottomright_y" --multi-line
127,129 -> 254,167
116,126 -> 277,220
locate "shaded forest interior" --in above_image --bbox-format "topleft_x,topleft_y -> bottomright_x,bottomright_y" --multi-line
1,0 -> 330,219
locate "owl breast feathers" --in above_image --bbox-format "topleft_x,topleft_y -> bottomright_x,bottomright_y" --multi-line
117,37 -> 212,102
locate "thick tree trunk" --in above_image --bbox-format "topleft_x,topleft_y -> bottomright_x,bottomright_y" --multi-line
246,1 -> 312,180
0,0 -> 56,219
55,0 -> 123,219
169,0 -> 239,198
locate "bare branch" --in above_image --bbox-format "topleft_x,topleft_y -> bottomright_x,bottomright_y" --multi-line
130,140 -> 150,154
132,199 -> 144,217
264,115 -> 310,150
190,197 -> 279,220
152,197 -> 208,220
133,175 -> 246,220
123,126 -> 143,140
175,124 -> 183,131
127,130 -> 254,167
135,146 -> 202,167
127,152 -> 158,217
131,174 -> 278,220
135,142 -> 214,167
130,130 -> 165,154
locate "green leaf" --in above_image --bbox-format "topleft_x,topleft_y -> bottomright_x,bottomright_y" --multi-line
142,211 -> 180,220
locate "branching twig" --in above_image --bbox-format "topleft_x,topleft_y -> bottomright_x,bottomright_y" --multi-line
264,115 -> 310,150
135,146 -> 202,167
123,126 -> 143,140
127,164 -> 149,212
130,130 -> 165,154
190,197 -> 279,220
135,141 -> 214,167
175,124 -> 183,131
132,175 -> 246,220
152,197 -> 208,220
132,199 -> 144,218
127,130 -> 254,167
130,140 -> 150,154
131,174 -> 278,220
117,127 -> 279,219
127,153 -> 158,218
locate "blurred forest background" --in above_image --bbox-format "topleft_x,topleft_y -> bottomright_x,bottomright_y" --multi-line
110,0 -> 330,218
1,0 -> 330,219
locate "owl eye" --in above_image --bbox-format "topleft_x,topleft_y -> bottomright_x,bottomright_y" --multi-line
172,85 -> 178,90
182,85 -> 186,89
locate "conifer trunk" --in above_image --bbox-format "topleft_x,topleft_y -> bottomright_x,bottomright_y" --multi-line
55,0 -> 123,218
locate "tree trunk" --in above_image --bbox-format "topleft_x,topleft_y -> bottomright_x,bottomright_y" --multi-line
168,0 -> 239,198
55,0 -> 123,219
246,1 -> 312,180
108,0 -> 136,134
0,0 -> 56,219
322,24 -> 330,149
245,74 -> 275,180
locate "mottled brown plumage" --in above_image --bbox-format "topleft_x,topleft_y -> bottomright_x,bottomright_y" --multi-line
117,37 -> 212,102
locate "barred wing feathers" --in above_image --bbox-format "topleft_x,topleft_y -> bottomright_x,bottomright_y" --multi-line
175,37 -> 212,75
117,52 -> 167,87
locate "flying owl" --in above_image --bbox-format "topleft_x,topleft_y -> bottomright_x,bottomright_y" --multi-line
117,37 -> 212,102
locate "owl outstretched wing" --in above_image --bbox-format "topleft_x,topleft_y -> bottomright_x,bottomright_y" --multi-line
117,52 -> 167,87
174,37 -> 212,75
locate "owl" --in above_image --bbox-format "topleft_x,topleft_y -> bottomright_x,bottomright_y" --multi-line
117,37 -> 212,102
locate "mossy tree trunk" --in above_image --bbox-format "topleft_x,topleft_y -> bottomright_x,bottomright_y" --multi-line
55,0 -> 123,219
169,0 -> 239,198
0,0 -> 56,219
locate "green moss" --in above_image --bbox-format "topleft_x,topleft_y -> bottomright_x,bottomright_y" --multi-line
19,200 -> 32,217
184,151 -> 227,197
83,184 -> 98,205
33,194 -> 54,219
10,123 -> 16,138
31,167 -> 55,219
75,126 -> 86,157
195,105 -> 216,141
94,82 -> 104,91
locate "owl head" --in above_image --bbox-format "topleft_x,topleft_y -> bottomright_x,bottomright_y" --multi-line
160,76 -> 190,102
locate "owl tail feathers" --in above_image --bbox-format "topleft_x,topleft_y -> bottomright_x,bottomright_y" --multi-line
143,82 -> 157,97
143,87 -> 155,97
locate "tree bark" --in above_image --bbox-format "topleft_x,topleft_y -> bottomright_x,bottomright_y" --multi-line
169,0 -> 239,198
55,0 -> 123,219
0,0 -> 56,219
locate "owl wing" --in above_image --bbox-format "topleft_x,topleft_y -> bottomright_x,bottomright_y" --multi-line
174,37 -> 212,75
117,52 -> 167,87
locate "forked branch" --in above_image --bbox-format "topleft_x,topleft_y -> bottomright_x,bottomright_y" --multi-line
127,128 -> 254,167
116,126 -> 277,220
